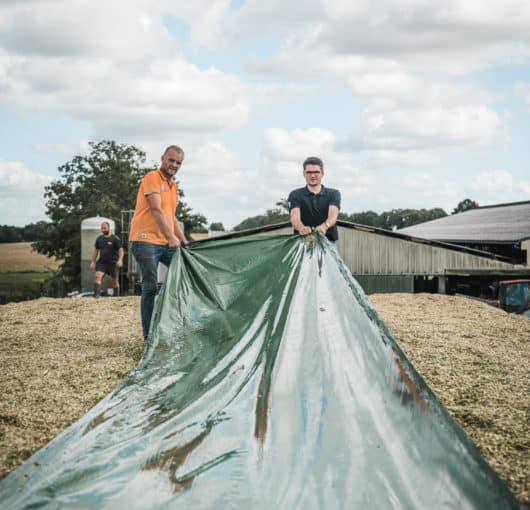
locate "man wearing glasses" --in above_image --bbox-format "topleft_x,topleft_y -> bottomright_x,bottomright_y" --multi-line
287,156 -> 341,242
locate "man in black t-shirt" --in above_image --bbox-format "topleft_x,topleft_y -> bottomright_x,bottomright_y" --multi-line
287,156 -> 341,242
90,221 -> 124,297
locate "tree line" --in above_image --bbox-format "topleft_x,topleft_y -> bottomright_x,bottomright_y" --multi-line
0,222 -> 53,243
232,207 -> 449,232
3,139 -> 479,294
231,199 -> 479,232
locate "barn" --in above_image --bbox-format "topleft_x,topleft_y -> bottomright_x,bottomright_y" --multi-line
398,200 -> 530,264
123,200 -> 530,295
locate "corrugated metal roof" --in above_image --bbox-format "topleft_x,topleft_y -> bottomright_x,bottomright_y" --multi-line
398,201 -> 530,243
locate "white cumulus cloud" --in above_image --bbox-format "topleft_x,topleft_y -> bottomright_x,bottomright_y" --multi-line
0,161 -> 52,226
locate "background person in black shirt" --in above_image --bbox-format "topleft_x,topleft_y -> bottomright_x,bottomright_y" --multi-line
287,156 -> 341,242
90,221 -> 124,297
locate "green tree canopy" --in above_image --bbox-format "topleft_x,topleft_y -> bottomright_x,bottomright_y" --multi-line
340,207 -> 447,230
0,221 -> 55,244
177,188 -> 207,234
452,198 -> 479,214
22,221 -> 54,242
0,225 -> 23,243
208,222 -> 225,231
233,201 -> 448,234
233,208 -> 289,231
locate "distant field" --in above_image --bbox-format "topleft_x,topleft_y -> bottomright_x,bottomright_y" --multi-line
0,242 -> 61,272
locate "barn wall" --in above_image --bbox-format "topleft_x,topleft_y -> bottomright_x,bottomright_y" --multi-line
353,274 -> 415,294
336,226 -> 520,275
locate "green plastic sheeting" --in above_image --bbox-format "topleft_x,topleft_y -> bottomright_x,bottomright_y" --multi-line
0,234 -> 522,509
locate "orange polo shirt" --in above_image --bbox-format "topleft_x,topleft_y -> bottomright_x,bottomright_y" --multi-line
129,170 -> 179,245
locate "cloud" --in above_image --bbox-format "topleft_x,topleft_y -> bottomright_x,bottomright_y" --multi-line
1,1 -> 528,229
520,180 -> 530,194
262,128 -> 336,161
175,141 -> 258,227
398,171 -> 459,204
0,161 -> 52,226
364,150 -> 435,167
472,169 -> 513,193
0,1 -> 296,143
32,141 -> 90,158
1,55 -> 252,137
228,0 -> 324,41
360,105 -> 505,151
237,3 -> 518,160
469,169 -> 530,204
0,1 -> 166,58
258,128 -> 374,209
162,0 -> 232,50
242,1 -> 530,76
514,81 -> 530,106
251,128 -> 528,218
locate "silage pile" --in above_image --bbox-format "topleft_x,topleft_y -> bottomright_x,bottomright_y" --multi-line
0,293 -> 528,505
0,297 -> 144,477
370,293 -> 529,505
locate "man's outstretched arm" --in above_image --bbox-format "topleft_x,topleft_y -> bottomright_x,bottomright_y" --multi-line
290,208 -> 312,235
315,205 -> 339,235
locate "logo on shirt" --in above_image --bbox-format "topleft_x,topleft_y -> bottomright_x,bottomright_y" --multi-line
161,185 -> 166,192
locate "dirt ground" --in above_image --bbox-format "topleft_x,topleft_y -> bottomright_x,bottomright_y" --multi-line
0,293 -> 528,505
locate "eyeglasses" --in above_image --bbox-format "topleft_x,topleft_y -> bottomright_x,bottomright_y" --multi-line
305,171 -> 321,175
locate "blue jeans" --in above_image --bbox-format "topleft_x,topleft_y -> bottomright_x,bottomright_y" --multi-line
131,241 -> 176,338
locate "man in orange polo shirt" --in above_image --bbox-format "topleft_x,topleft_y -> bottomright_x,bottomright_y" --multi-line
129,145 -> 188,340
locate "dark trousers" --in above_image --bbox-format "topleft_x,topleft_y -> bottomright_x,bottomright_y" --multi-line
131,241 -> 175,338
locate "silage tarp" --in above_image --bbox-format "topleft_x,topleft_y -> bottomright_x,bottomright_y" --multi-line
0,234 -> 521,509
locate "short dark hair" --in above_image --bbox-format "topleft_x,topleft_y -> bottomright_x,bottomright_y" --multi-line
303,156 -> 323,170
163,145 -> 184,156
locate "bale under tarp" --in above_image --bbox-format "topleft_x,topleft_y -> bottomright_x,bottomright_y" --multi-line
0,234 -> 521,509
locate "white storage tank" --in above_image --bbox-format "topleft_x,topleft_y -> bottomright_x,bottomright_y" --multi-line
81,216 -> 115,293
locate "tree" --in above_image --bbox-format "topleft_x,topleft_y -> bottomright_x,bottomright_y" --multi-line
209,222 -> 225,231
0,225 -> 23,243
233,207 -> 289,231
376,208 -> 448,230
22,221 -> 54,242
452,198 -> 479,214
341,210 -> 380,227
177,188 -> 208,234
275,198 -> 289,213
340,208 -> 447,230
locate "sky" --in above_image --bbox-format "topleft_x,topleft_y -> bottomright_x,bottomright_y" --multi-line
1,0 -> 530,229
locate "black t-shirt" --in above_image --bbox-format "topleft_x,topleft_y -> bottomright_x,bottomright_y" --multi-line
95,234 -> 122,264
287,185 -> 341,241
